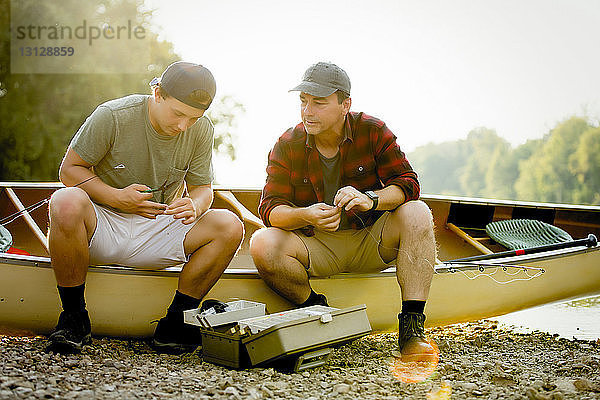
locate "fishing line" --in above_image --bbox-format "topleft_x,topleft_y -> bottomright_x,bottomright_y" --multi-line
0,164 -> 125,226
350,208 -> 544,283
0,200 -> 50,226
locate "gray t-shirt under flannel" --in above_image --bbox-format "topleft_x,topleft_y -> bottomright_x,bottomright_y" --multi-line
70,95 -> 214,204
319,151 -> 350,231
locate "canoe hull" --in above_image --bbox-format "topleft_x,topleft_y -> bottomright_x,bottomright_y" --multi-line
2,246 -> 598,337
2,184 -> 599,337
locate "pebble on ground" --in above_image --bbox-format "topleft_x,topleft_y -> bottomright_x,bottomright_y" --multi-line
1,320 -> 599,400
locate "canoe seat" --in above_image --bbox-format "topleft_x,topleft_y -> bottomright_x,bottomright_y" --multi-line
485,219 -> 573,250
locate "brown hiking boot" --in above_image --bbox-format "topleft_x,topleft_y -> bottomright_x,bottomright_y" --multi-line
397,312 -> 436,361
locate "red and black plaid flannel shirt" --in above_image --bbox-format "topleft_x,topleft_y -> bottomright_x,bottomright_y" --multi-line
258,112 -> 420,235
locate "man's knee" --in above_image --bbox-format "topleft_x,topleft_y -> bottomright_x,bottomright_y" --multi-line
210,209 -> 244,244
249,228 -> 276,260
390,200 -> 434,233
49,187 -> 93,228
249,228 -> 288,272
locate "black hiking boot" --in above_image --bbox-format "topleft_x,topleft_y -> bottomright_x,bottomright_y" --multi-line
310,293 -> 329,307
298,292 -> 329,308
152,312 -> 202,354
47,310 -> 92,353
397,312 -> 435,361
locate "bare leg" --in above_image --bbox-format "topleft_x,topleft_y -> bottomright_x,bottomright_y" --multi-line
379,200 -> 436,301
48,188 -> 97,287
153,209 -> 243,352
249,227 -> 311,304
178,209 -> 244,299
379,201 -> 437,356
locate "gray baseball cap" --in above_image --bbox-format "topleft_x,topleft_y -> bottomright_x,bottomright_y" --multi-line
289,62 -> 351,97
153,61 -> 216,110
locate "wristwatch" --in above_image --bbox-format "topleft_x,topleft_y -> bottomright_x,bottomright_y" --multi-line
365,191 -> 379,211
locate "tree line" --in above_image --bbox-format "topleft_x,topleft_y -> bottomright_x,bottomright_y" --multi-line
408,116 -> 600,205
0,0 -> 241,182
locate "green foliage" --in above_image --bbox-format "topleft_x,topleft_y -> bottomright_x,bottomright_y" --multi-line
207,95 -> 245,161
407,140 -> 466,196
0,0 -> 239,181
409,117 -> 600,205
459,128 -> 510,197
569,127 -> 600,204
514,117 -> 591,203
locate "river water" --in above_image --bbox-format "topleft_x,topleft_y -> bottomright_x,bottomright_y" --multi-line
494,294 -> 600,341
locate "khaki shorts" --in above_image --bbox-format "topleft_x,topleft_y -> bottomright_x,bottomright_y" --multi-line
295,212 -> 394,277
88,203 -> 198,268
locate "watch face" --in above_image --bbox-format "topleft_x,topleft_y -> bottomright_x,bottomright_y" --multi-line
366,191 -> 378,211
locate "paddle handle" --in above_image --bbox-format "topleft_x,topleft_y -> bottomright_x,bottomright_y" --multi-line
448,234 -> 598,263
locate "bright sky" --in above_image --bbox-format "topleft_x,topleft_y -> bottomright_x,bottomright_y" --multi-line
147,0 -> 600,186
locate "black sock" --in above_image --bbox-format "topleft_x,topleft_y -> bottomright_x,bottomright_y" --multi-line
401,300 -> 426,314
300,290 -> 327,307
167,290 -> 201,314
57,284 -> 86,312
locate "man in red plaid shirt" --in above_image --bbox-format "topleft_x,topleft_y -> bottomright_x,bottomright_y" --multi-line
250,62 -> 437,358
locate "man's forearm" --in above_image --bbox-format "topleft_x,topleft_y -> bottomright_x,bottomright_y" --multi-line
268,205 -> 311,230
59,164 -> 121,208
372,185 -> 406,211
188,185 -> 213,216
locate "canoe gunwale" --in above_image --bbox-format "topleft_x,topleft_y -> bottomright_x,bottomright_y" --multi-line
2,244 -> 597,277
0,252 -> 398,279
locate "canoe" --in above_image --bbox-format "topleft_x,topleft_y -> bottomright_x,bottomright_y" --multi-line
1,182 -> 599,337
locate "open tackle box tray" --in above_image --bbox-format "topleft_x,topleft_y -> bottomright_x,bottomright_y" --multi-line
184,302 -> 371,370
184,300 -> 266,328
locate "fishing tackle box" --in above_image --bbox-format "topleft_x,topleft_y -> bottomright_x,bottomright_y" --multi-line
184,302 -> 371,370
184,300 -> 266,369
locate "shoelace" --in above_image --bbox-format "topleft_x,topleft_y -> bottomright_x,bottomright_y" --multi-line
400,313 -> 425,341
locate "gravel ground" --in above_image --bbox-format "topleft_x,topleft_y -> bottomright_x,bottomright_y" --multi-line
1,320 -> 599,400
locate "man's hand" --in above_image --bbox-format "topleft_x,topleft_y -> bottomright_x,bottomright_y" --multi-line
334,186 -> 373,212
165,197 -> 198,225
113,184 -> 167,218
304,203 -> 341,232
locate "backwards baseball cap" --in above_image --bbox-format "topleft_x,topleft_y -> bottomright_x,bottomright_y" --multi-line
289,62 -> 351,97
151,61 -> 216,110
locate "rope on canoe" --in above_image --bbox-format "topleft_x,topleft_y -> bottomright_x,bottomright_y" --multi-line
455,265 -> 545,284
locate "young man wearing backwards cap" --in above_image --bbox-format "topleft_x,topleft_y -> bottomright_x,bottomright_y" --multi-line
47,61 -> 243,353
250,62 -> 437,359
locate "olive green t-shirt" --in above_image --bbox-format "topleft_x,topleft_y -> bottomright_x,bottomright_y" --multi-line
70,94 -> 214,204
